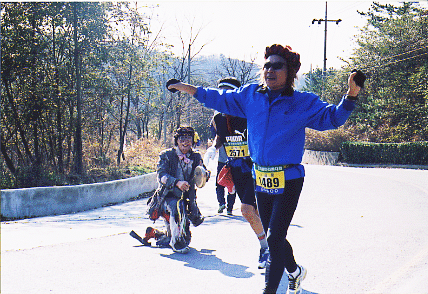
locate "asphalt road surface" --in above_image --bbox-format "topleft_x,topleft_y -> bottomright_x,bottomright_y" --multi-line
2,165 -> 428,294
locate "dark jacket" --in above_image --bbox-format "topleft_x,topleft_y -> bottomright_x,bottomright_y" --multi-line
154,148 -> 203,223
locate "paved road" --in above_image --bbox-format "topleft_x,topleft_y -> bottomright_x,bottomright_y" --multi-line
2,165 -> 428,294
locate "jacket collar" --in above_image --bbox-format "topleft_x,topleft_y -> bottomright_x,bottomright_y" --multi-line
256,84 -> 269,94
173,147 -> 195,159
256,84 -> 293,97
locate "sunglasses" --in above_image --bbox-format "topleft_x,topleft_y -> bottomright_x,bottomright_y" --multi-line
263,62 -> 285,70
178,136 -> 193,142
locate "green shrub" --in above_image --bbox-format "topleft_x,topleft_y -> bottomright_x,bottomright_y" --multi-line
340,141 -> 428,165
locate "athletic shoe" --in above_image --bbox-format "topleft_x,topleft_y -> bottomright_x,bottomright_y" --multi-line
227,210 -> 233,215
170,238 -> 190,253
287,265 -> 307,294
171,242 -> 190,254
218,204 -> 226,213
192,216 -> 204,227
258,247 -> 269,269
172,246 -> 190,254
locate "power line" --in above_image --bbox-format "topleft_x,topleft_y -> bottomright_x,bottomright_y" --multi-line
330,2 -> 364,15
362,51 -> 428,71
354,43 -> 428,71
376,44 -> 428,62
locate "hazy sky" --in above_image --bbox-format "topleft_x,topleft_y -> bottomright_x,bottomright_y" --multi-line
146,1 -> 427,74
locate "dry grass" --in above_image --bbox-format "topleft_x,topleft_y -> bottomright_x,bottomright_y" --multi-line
79,138 -> 167,186
305,127 -> 355,152
123,137 -> 166,173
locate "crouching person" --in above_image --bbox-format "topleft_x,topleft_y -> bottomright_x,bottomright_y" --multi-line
145,126 -> 206,253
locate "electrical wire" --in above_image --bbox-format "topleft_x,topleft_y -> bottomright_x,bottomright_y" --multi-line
330,1 -> 366,16
361,50 -> 428,71
375,44 -> 428,62
350,41 -> 428,71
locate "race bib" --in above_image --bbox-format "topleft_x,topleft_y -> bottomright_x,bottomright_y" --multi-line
255,164 -> 285,194
224,141 -> 249,158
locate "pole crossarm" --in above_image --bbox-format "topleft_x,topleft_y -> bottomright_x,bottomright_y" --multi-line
310,1 -> 342,73
312,19 -> 342,25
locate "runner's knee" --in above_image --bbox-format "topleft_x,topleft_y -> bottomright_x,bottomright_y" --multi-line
241,203 -> 256,219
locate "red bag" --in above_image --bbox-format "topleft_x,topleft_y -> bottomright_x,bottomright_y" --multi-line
217,165 -> 235,193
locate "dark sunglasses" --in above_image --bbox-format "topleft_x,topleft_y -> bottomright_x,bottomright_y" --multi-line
178,135 -> 193,142
263,62 -> 285,70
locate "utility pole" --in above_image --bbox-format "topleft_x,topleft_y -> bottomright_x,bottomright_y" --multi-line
312,1 -> 342,74
312,1 -> 342,99
188,44 -> 191,84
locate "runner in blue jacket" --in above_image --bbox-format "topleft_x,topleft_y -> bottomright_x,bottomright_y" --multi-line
168,44 -> 361,294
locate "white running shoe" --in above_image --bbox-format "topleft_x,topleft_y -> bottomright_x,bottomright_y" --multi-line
258,248 -> 269,269
287,265 -> 307,294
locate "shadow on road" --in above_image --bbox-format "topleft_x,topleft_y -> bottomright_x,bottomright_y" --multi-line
160,247 -> 255,278
299,290 -> 319,294
202,213 -> 248,224
202,214 -> 304,229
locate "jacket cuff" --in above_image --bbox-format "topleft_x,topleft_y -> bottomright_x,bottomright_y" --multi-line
341,95 -> 356,111
193,87 -> 206,102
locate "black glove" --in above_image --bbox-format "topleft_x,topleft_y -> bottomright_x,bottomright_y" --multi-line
166,78 -> 181,93
351,69 -> 366,88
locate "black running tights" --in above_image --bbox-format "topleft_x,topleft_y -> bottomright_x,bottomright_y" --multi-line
256,177 -> 304,293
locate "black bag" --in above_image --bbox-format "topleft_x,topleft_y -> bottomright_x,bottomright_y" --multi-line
147,186 -> 166,221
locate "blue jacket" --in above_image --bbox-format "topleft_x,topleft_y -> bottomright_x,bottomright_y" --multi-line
194,83 -> 356,180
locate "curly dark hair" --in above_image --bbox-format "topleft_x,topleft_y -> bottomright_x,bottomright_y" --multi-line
174,126 -> 195,146
264,44 -> 301,95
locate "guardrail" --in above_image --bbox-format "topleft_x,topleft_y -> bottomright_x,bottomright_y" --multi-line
1,172 -> 157,220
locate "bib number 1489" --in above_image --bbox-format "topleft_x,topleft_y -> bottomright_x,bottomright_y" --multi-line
258,176 -> 280,188
254,165 -> 285,194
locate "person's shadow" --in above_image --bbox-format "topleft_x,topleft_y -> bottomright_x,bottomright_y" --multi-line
160,248 -> 254,278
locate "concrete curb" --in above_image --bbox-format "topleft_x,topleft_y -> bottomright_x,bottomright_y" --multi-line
302,150 -> 428,170
2,150 -> 425,220
1,172 -> 157,220
338,163 -> 428,170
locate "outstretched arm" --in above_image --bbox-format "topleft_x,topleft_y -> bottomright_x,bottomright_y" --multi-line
168,82 -> 197,96
167,78 -> 247,119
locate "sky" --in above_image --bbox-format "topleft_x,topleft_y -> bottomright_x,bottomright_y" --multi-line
144,1 -> 428,75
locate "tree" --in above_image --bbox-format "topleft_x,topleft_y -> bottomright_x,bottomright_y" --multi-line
349,2 -> 428,142
1,2 -> 254,188
1,2 -> 110,186
169,16 -> 210,129
218,54 -> 260,85
1,2 -> 52,185
302,2 -> 428,143
106,2 -> 154,165
73,2 -> 83,174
